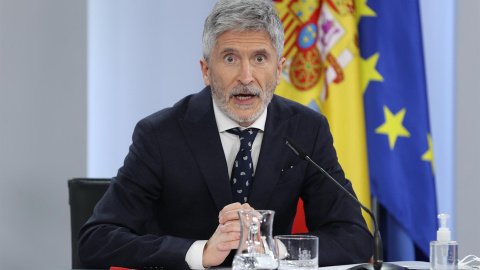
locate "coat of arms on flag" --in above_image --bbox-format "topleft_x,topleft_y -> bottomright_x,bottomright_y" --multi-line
274,0 -> 372,233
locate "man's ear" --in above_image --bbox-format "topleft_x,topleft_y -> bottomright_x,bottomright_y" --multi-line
276,57 -> 286,86
200,59 -> 211,86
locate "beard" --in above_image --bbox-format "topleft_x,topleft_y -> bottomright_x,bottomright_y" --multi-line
210,75 -> 276,125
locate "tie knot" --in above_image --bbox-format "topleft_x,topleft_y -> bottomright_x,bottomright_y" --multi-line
227,128 -> 259,150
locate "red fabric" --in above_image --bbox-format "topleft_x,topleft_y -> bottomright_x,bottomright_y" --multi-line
291,198 -> 309,233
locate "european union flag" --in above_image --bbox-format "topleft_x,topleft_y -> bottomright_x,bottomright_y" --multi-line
358,0 -> 437,257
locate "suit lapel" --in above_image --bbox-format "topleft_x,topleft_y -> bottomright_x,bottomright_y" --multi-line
178,90 -> 301,211
249,95 -> 300,209
178,87 -> 233,212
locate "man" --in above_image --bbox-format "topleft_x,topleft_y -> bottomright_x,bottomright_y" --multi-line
78,0 -> 373,269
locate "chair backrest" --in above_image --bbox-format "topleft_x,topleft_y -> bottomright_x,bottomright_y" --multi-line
68,178 -> 111,269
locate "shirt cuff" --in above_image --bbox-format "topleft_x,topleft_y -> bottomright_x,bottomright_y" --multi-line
185,240 -> 208,269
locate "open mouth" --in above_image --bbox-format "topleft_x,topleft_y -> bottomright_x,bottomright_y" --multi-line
233,93 -> 256,101
229,87 -> 262,106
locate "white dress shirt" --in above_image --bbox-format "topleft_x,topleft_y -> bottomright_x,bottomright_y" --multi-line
185,97 -> 267,269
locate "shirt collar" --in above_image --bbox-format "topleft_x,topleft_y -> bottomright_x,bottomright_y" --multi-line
212,97 -> 267,133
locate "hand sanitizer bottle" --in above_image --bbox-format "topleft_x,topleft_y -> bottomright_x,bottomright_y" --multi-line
430,214 -> 458,270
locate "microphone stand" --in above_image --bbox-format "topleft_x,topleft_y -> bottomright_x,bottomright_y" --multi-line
284,137 -> 406,270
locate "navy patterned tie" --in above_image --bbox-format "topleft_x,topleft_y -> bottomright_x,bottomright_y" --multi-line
226,128 -> 259,203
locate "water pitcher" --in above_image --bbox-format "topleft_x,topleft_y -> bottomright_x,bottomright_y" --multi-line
232,210 -> 279,270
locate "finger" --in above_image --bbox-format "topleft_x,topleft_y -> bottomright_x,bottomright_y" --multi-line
219,202 -> 242,217
220,208 -> 245,224
220,207 -> 260,225
219,220 -> 241,233
218,239 -> 240,251
218,206 -> 244,223
216,230 -> 241,251
224,231 -> 241,242
241,203 -> 254,210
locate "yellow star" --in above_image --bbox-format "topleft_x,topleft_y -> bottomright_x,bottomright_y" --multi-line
355,0 -> 376,23
421,133 -> 435,175
375,106 -> 410,150
361,52 -> 384,93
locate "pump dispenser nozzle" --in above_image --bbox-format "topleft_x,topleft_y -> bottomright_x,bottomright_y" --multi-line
431,213 -> 458,270
437,214 -> 451,242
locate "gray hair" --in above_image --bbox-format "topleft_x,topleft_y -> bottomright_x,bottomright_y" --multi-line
202,0 -> 285,63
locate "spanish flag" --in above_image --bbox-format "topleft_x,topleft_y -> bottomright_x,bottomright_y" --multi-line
273,0 -> 372,231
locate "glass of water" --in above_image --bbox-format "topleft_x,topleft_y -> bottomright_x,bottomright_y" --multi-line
274,235 -> 318,269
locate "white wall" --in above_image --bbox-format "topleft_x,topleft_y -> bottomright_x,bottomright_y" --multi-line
0,0 -> 87,269
420,0 -> 457,237
456,0 -> 480,259
88,1 -> 217,177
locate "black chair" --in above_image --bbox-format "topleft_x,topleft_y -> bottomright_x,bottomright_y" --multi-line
68,178 -> 111,269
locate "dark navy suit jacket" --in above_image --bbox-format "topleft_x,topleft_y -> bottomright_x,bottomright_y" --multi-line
78,87 -> 373,269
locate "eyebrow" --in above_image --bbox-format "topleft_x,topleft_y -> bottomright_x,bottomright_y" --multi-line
220,48 -> 239,55
219,48 -> 272,57
254,49 -> 271,57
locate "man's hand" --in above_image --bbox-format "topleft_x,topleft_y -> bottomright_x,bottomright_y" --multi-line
202,202 -> 253,268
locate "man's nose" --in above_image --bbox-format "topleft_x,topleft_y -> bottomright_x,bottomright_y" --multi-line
238,61 -> 254,85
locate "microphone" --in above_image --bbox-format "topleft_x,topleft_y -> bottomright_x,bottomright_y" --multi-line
284,136 -> 406,270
